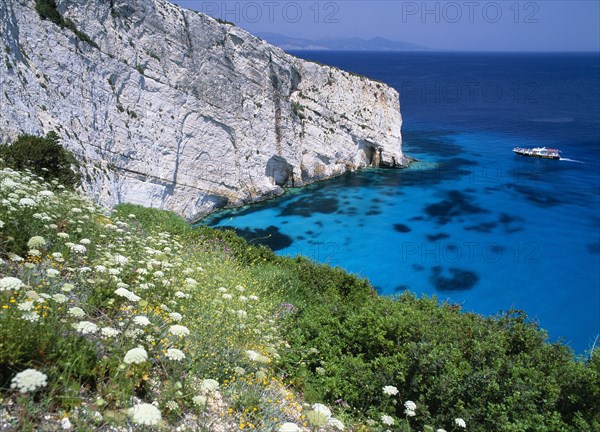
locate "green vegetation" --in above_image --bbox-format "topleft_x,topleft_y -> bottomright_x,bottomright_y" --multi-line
291,101 -> 307,120
0,160 -> 597,431
34,0 -> 99,49
215,17 -> 236,26
135,63 -> 145,75
0,132 -> 81,190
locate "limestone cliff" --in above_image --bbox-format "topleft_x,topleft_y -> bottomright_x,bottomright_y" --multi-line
0,0 -> 406,221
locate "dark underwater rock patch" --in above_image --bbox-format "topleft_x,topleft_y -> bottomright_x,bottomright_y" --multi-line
430,265 -> 480,291
426,232 -> 450,241
425,190 -> 489,225
587,243 -> 600,254
393,223 -> 412,233
217,225 -> 292,251
498,212 -> 525,234
505,183 -> 563,207
280,194 -> 339,217
464,221 -> 497,233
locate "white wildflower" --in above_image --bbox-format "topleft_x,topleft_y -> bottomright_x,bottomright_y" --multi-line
17,301 -> 34,311
165,400 -> 179,411
76,321 -> 98,335
249,295 -> 259,301
21,312 -> 40,322
0,276 -> 23,292
38,190 -> 54,198
57,232 -> 69,239
168,325 -> 190,337
200,379 -> 219,393
52,294 -> 68,303
62,283 -> 74,292
128,403 -> 162,426
169,312 -> 183,322
114,287 -> 141,302
174,291 -> 189,299
8,253 -> 24,262
383,385 -> 399,396
245,350 -> 260,361
133,315 -> 151,327
68,307 -> 86,318
165,348 -> 186,362
27,236 -> 46,249
185,278 -> 198,286
405,401 -> 416,410
79,238 -> 91,245
381,415 -> 395,426
10,368 -> 48,393
113,254 -> 128,266
124,347 -> 148,365
46,268 -> 60,278
101,327 -> 120,338
455,418 -> 466,428
222,293 -> 232,300
70,244 -> 87,254
18,197 -> 36,207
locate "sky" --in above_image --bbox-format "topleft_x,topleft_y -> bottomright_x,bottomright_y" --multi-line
170,0 -> 600,51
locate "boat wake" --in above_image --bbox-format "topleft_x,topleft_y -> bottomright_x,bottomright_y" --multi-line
559,157 -> 586,164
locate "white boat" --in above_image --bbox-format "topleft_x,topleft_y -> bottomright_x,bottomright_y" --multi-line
512,147 -> 561,160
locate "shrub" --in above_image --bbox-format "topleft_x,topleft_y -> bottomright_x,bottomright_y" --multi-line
34,0 -> 98,49
203,228 -> 600,431
0,132 -> 81,189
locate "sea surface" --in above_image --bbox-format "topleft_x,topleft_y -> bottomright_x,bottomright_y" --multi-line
202,52 -> 600,354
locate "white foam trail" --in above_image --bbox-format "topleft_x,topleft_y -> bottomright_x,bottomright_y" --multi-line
560,158 -> 586,164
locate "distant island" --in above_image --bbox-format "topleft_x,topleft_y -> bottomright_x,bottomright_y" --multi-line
256,32 -> 431,51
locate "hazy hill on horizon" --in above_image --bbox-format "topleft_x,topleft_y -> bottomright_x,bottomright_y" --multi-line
256,32 -> 431,51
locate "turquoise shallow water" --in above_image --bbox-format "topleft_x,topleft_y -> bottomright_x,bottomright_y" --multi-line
202,53 -> 600,353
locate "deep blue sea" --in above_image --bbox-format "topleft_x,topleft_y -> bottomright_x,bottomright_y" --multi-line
203,52 -> 600,354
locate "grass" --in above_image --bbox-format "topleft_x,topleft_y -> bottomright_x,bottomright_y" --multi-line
0,166 -> 313,430
0,162 -> 598,431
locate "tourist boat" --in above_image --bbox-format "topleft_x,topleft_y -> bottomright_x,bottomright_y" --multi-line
512,147 -> 561,159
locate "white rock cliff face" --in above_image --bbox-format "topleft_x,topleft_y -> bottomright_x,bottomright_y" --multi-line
0,0 -> 406,221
